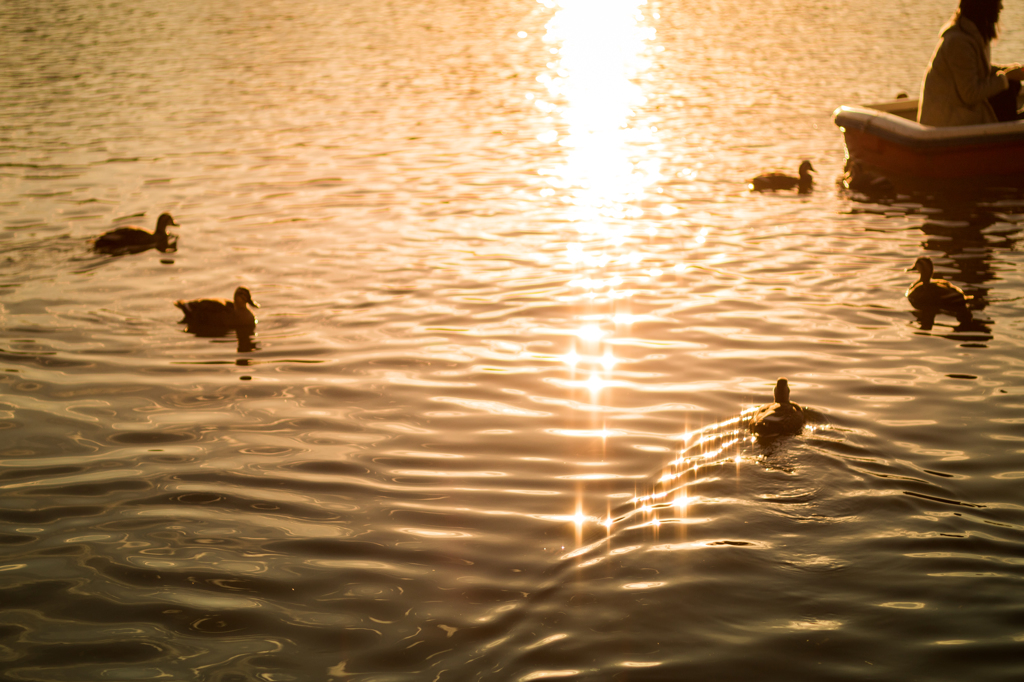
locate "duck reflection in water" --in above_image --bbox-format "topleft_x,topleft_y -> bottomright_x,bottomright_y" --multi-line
94,213 -> 178,255
749,160 -> 814,194
175,287 -> 260,352
235,328 -> 259,356
917,209 -> 1022,313
749,378 -> 807,440
907,209 -> 1023,339
910,308 -> 991,340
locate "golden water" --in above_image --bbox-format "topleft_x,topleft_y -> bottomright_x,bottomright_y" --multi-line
3,0 -> 1024,679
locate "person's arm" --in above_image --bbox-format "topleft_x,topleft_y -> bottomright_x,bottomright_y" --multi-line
945,33 -> 1009,103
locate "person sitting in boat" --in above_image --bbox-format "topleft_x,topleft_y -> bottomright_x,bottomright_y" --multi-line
918,0 -> 1024,126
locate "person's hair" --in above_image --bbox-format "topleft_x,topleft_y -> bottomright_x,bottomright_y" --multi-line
959,0 -> 1001,42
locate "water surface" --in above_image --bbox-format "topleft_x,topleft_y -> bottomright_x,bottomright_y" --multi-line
3,0 -> 1024,680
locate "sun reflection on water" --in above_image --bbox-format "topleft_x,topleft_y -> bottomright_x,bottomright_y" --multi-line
536,0 -> 660,222
536,0 -> 664,303
563,416 -> 751,550
536,0 -> 684,543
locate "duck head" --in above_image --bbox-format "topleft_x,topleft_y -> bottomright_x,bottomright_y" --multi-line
773,377 -> 791,404
798,160 -> 815,178
234,286 -> 260,310
155,213 -> 179,236
907,257 -> 934,283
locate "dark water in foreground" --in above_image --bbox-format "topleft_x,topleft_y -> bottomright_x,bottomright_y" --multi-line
3,0 -> 1024,680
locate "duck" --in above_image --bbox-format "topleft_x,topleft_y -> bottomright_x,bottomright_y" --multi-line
839,160 -> 895,199
175,286 -> 259,331
749,378 -> 806,438
749,160 -> 814,193
94,213 -> 178,253
905,257 -> 972,314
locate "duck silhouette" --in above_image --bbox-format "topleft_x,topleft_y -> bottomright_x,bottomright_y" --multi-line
905,257 -> 972,315
749,160 -> 814,194
94,213 -> 178,254
749,378 -> 806,438
839,160 -> 896,199
175,286 -> 259,334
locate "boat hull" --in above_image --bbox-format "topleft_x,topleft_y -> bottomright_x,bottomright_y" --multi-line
833,100 -> 1024,189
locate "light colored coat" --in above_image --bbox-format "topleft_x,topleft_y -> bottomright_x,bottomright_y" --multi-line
917,16 -> 1009,127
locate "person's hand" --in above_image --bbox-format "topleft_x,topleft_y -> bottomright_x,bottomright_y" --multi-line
1002,65 -> 1024,80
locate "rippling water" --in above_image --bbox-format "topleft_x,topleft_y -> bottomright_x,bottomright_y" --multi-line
3,0 -> 1024,680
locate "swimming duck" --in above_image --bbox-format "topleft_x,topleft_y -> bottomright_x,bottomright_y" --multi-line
749,160 -> 814,193
94,213 -> 178,253
749,378 -> 806,438
839,160 -> 895,198
175,286 -> 259,331
905,257 -> 972,314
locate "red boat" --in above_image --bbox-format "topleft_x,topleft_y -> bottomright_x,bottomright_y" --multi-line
833,98 -> 1024,190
